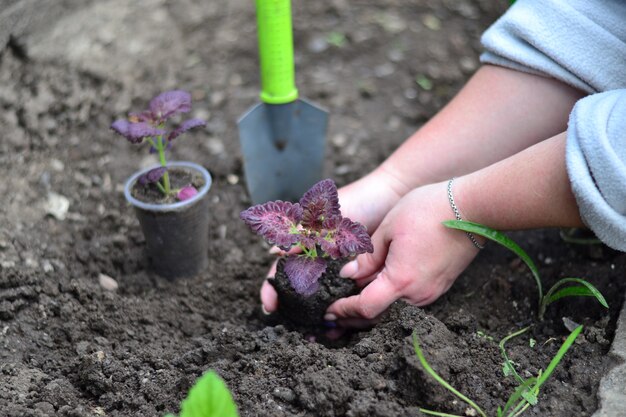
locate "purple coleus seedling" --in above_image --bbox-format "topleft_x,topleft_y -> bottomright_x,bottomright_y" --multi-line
111,90 -> 206,201
240,179 -> 373,297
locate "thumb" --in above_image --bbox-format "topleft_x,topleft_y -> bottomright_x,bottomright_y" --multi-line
340,225 -> 390,280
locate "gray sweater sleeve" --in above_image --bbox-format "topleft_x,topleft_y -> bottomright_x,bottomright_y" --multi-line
479,0 -> 626,250
480,0 -> 626,94
566,91 -> 626,251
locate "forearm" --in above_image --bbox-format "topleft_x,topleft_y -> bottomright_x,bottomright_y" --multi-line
377,65 -> 585,192
455,132 -> 583,231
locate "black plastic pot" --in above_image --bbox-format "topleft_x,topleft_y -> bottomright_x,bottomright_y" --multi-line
124,161 -> 212,279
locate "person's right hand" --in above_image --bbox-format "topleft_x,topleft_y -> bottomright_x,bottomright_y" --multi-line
325,181 -> 482,327
260,168 -> 411,314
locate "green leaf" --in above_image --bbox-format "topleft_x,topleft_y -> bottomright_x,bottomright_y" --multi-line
443,220 -> 543,309
179,371 -> 239,417
326,31 -> 346,48
521,391 -> 538,405
415,74 -> 433,90
413,333 -> 487,417
529,338 -> 536,348
534,326 -> 582,390
501,377 -> 537,416
543,278 -> 608,310
502,361 -> 515,377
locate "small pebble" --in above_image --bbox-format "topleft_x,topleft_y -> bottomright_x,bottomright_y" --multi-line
98,273 -> 119,291
226,174 -> 239,185
45,192 -> 70,220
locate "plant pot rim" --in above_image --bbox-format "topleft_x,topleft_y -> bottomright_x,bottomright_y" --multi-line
124,161 -> 212,212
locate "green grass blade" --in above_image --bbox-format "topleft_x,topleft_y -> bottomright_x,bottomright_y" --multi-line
534,325 -> 582,390
443,220 -> 543,305
499,327 -> 530,385
413,333 -> 487,417
419,409 -> 465,417
501,377 -> 538,416
543,278 -> 608,309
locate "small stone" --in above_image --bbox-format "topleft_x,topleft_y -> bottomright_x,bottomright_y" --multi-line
272,387 -> 296,403
422,14 -> 441,31
98,273 -> 119,291
308,35 -> 329,53
332,134 -> 348,147
206,138 -> 225,155
464,407 -> 478,416
226,174 -> 239,185
50,159 -> 65,172
459,56 -> 478,73
334,165 -> 352,176
563,317 -> 580,332
41,259 -> 54,273
194,108 -> 211,122
374,62 -> 395,78
45,192 -> 70,220
210,91 -> 226,107
218,225 -> 227,240
74,172 -> 92,187
95,351 -> 106,362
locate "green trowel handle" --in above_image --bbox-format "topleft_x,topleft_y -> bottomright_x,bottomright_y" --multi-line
256,0 -> 299,104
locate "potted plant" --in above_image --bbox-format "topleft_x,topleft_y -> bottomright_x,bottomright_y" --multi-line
112,90 -> 212,279
240,179 -> 373,326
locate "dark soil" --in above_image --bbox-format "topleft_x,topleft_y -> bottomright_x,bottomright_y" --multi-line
131,168 -> 205,205
270,258 -> 357,328
1,1 -> 624,416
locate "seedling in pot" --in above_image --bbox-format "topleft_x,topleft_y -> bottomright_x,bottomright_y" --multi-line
115,90 -> 213,279
412,325 -> 583,417
164,370 -> 238,417
240,179 -> 373,325
111,90 -> 206,202
443,220 -> 608,320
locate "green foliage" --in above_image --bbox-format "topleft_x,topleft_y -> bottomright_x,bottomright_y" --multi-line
442,220 -> 608,320
164,371 -> 239,417
413,326 -> 583,417
326,31 -> 347,48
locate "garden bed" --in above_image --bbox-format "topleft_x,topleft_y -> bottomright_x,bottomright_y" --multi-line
1,1 -> 624,416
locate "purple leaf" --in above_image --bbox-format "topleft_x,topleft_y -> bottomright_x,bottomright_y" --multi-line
137,167 -> 167,185
177,186 -> 198,201
149,90 -> 192,120
284,256 -> 327,297
299,179 -> 341,231
240,201 -> 303,248
167,118 -> 206,141
320,218 -> 373,258
111,120 -> 165,144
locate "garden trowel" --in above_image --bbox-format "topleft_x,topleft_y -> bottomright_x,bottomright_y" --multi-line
238,0 -> 328,204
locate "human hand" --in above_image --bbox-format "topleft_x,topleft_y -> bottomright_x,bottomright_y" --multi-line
260,168 -> 410,313
324,182 -> 482,327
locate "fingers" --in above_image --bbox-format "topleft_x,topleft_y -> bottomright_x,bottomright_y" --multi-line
340,225 -> 390,281
326,271 -> 398,320
260,279 -> 278,313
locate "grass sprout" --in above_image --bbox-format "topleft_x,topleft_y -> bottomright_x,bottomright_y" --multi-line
443,220 -> 608,320
413,325 -> 583,417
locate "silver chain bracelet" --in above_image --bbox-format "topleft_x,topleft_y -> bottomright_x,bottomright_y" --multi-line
447,178 -> 484,250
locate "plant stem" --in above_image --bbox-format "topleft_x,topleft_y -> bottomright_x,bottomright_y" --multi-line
156,135 -> 171,194
499,326 -> 530,385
